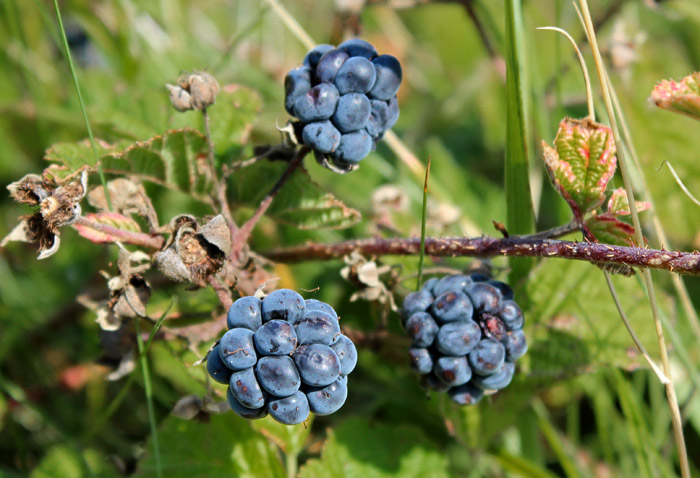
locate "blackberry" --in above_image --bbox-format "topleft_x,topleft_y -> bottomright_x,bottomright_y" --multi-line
283,39 -> 402,172
206,290 -> 357,424
400,273 -> 528,405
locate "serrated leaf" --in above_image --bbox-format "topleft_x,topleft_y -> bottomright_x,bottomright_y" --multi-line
74,212 -> 141,244
651,72 -> 700,121
134,414 -> 285,478
208,85 -> 261,156
542,118 -> 617,219
524,259 -> 664,373
299,417 -> 449,478
44,138 -> 128,170
606,188 -> 651,216
45,129 -> 212,201
585,214 -> 638,247
230,160 -> 361,230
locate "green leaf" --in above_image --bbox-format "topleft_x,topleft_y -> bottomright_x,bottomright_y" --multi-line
134,414 -> 285,478
208,85 -> 261,156
45,129 -> 212,201
651,72 -> 700,121
251,415 -> 311,456
30,445 -> 119,478
504,0 -> 535,284
605,188 -> 651,216
524,259 -> 664,373
44,138 -> 125,170
299,417 -> 449,478
542,118 -> 617,219
74,212 -> 140,244
230,160 -> 361,230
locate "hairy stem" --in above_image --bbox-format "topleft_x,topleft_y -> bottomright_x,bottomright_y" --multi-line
231,146 -> 310,257
74,217 -> 165,250
264,235 -> 700,276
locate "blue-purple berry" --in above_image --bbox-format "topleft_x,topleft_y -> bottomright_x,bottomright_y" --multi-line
333,130 -> 373,164
256,356 -> 301,397
335,57 -> 376,94
209,292 -> 356,423
219,328 -> 257,371
227,296 -> 262,331
404,312 -> 439,347
331,335 -> 358,376
368,54 -> 402,100
306,376 -> 348,416
431,291 -> 474,323
267,391 -> 310,425
435,320 -> 481,356
261,289 -> 306,324
468,339 -> 505,376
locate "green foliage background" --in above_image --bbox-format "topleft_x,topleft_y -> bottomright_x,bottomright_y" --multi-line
1,0 -> 700,476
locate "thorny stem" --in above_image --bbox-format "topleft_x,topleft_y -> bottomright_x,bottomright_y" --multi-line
264,235 -> 700,277
74,217 -> 165,250
232,146 -> 310,257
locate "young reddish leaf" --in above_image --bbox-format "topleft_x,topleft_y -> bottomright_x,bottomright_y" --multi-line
606,188 -> 651,216
75,212 -> 141,244
542,118 -> 617,220
585,214 -> 639,247
651,72 -> 700,121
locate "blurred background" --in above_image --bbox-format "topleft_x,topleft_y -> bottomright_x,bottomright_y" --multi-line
1,0 -> 700,476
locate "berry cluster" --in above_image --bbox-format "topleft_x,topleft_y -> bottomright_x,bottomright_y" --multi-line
206,290 -> 358,425
401,274 -> 527,405
284,39 -> 402,172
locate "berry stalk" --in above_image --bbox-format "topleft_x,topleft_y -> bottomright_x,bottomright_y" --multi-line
264,235 -> 700,277
232,146 -> 310,257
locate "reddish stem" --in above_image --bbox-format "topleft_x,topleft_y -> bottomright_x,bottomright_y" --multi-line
264,235 -> 700,277
74,217 -> 165,249
231,146 -> 310,257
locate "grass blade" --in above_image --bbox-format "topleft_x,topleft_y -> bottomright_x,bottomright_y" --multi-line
134,317 -> 161,478
416,157 -> 431,291
504,0 -> 535,284
52,0 -> 112,210
577,1 -> 690,475
81,297 -> 175,444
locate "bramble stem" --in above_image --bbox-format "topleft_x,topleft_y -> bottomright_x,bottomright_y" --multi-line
264,235 -> 700,277
74,217 -> 165,250
232,146 -> 310,257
